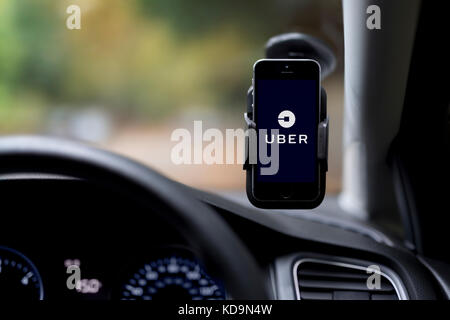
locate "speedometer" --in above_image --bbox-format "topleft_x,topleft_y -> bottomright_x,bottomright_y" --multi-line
119,255 -> 225,300
0,246 -> 44,300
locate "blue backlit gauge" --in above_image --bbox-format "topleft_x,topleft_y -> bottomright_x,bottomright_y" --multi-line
0,246 -> 44,300
120,256 -> 225,300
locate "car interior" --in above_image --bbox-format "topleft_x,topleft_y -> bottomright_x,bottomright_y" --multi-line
0,0 -> 448,301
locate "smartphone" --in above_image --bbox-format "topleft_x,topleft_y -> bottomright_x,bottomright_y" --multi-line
249,59 -> 324,208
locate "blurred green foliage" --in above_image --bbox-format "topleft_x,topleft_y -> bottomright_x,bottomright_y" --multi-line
0,0 -> 312,131
136,0 -> 285,41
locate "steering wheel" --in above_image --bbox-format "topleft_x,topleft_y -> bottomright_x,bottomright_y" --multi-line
0,136 -> 270,299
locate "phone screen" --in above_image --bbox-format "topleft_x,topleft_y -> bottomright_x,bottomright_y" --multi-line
253,59 -> 320,200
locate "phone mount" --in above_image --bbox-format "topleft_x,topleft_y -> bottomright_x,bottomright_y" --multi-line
244,33 -> 334,209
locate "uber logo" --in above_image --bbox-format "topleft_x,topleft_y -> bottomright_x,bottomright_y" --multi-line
278,110 -> 296,128
266,110 -> 308,145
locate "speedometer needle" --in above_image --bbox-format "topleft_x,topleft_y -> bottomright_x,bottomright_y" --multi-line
21,272 -> 33,286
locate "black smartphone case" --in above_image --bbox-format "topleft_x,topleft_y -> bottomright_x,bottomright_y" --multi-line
244,86 -> 329,209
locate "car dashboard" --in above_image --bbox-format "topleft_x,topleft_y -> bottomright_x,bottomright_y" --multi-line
0,178 -> 226,300
0,176 -> 448,300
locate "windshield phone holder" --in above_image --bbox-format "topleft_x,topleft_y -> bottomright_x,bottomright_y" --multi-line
244,33 -> 334,208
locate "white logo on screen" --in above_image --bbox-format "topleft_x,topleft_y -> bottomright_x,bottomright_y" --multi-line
278,110 -> 296,128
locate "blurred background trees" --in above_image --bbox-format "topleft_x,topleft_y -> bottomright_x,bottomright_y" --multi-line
0,0 -> 344,192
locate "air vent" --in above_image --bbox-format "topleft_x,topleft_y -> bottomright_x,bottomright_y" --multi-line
294,258 -> 406,300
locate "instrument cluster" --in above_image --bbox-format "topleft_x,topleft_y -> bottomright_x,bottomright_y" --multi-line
0,245 -> 225,300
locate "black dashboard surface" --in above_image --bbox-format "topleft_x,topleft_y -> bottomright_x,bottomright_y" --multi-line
0,177 -> 445,300
0,178 -> 223,300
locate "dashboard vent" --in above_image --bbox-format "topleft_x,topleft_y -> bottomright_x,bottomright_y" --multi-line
294,259 -> 404,300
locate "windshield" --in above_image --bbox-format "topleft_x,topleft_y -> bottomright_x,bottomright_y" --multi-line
0,0 -> 344,194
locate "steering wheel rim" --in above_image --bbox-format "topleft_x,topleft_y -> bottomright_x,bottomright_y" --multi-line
0,135 -> 270,299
